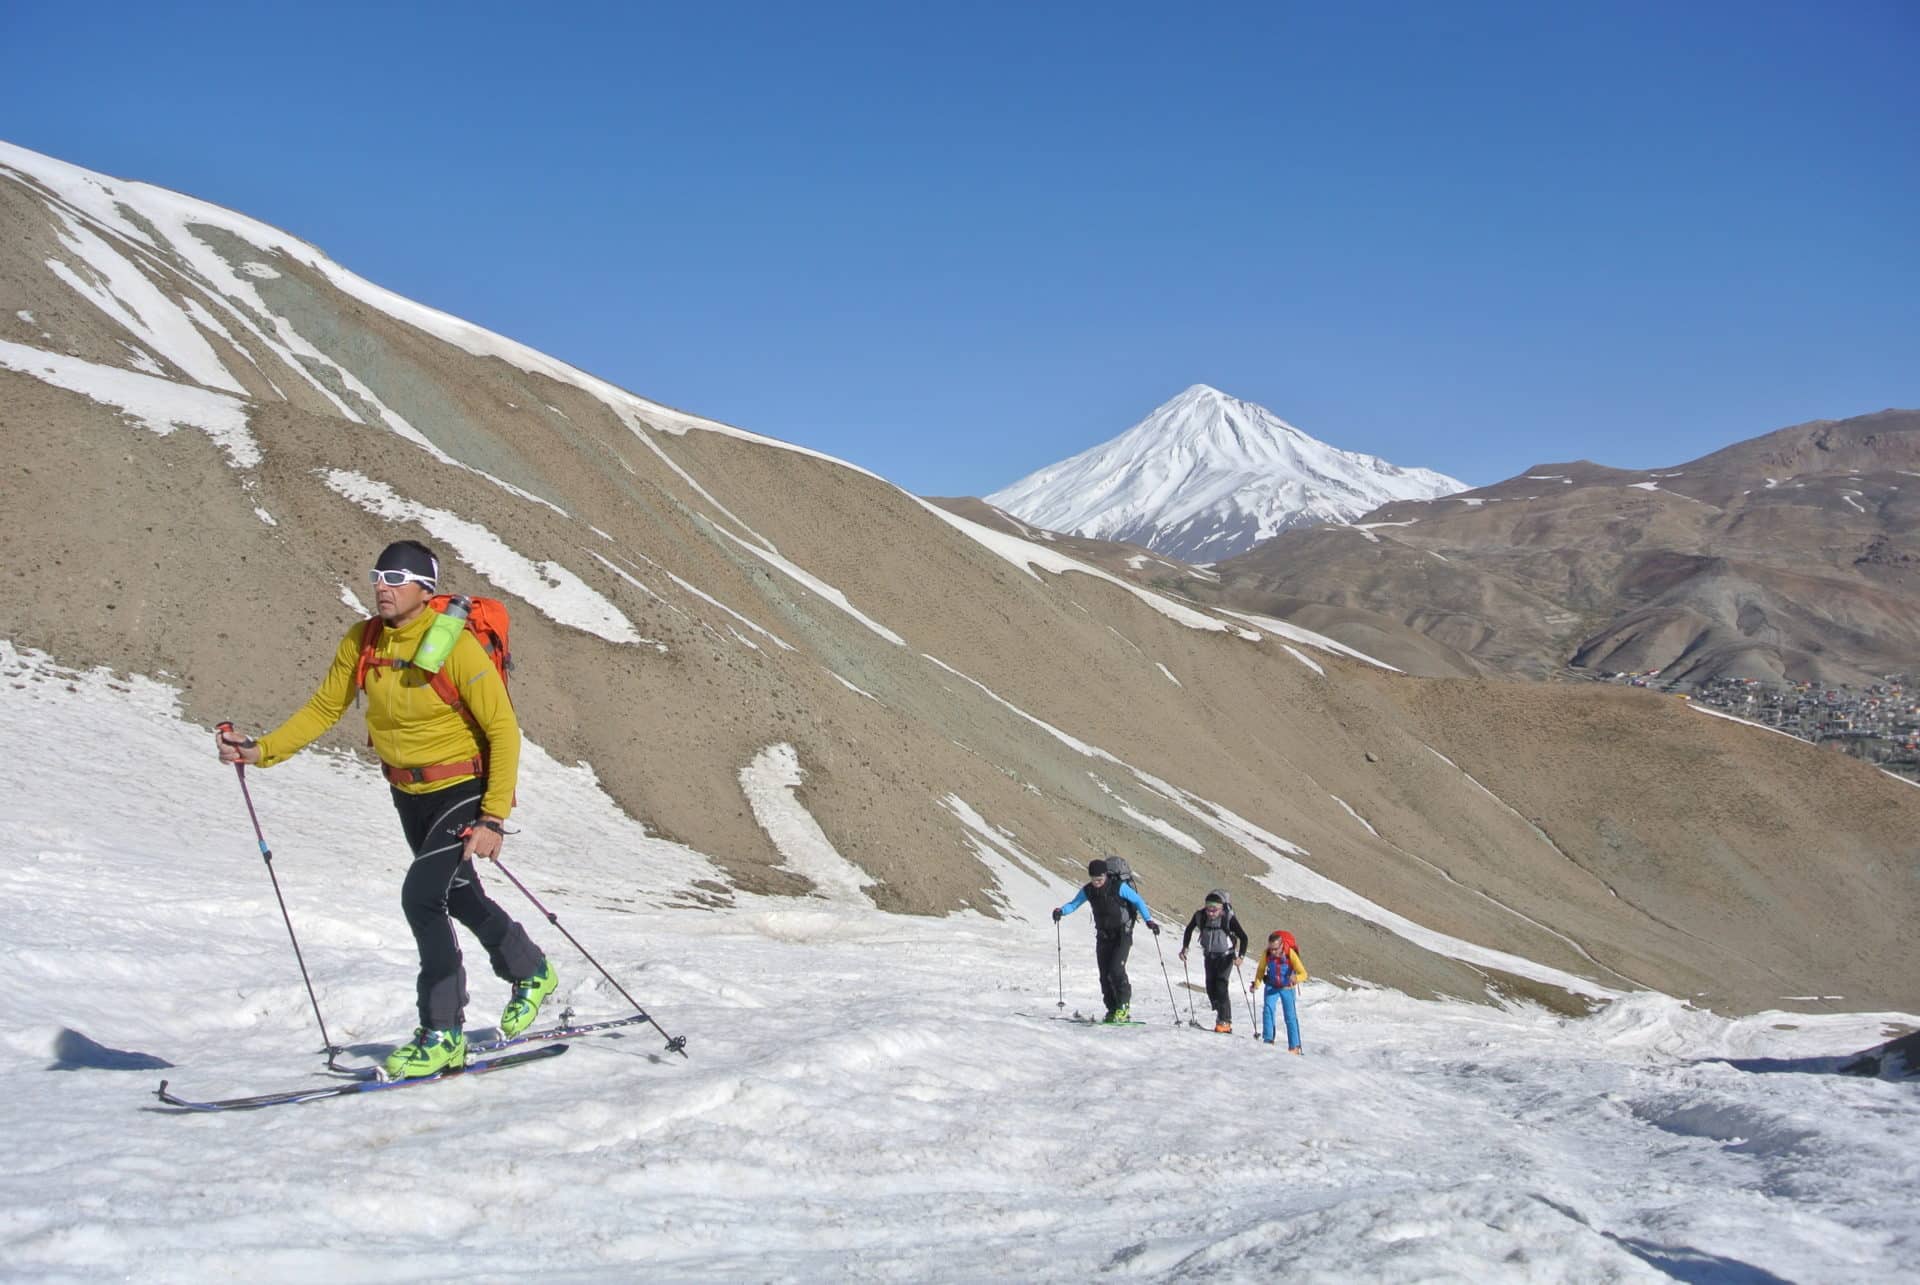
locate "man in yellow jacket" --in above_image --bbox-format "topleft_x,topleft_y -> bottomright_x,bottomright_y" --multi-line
216,540 -> 556,1078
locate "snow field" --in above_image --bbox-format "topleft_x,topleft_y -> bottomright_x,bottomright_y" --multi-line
1,645 -> 1917,1281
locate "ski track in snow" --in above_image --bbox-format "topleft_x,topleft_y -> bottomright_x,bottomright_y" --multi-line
2,644 -> 1918,1280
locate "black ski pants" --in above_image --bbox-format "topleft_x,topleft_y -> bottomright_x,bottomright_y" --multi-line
392,782 -> 544,1031
1203,952 -> 1236,1024
1096,929 -> 1133,1014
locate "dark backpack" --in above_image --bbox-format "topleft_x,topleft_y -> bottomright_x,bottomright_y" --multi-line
1103,855 -> 1143,923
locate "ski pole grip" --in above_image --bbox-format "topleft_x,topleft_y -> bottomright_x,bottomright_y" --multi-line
217,721 -> 257,749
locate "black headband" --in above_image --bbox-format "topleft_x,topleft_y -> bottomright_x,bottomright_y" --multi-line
374,542 -> 439,586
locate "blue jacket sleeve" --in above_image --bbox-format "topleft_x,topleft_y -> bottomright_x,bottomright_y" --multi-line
1059,887 -> 1088,915
1119,883 -> 1153,923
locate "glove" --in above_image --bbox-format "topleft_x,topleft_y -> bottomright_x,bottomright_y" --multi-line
1147,920 -> 1161,936
1178,949 -> 1188,962
1051,908 -> 1062,923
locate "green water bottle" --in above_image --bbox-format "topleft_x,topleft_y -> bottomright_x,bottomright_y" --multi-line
412,595 -> 470,674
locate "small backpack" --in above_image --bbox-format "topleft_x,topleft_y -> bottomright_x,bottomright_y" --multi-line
1200,890 -> 1237,950
1267,931 -> 1306,986
354,595 -> 514,740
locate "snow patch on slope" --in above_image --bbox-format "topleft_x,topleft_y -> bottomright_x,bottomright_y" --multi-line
942,795 -> 1075,924
1331,796 -> 1379,837
1218,608 -> 1398,672
713,526 -> 905,646
323,470 -> 639,644
1090,774 -> 1205,854
740,743 -> 873,906
1282,644 -> 1326,676
41,205 -> 244,393
0,340 -> 257,469
917,498 -> 1256,639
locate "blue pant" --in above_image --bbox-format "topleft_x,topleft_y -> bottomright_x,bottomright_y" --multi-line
1262,985 -> 1300,1049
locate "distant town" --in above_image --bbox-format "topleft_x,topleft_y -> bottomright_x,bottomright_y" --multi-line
1588,670 -> 1920,783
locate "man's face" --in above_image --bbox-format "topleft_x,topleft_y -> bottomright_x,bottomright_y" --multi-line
1090,873 -> 1108,888
374,575 -> 432,624
1204,904 -> 1222,918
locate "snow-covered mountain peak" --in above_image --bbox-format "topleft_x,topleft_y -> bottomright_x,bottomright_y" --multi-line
987,386 -> 1466,563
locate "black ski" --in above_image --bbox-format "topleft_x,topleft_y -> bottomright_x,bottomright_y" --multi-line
467,1010 -> 652,1056
1016,1011 -> 1148,1027
154,1044 -> 568,1113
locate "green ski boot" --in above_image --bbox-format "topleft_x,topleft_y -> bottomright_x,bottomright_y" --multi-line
384,1027 -> 467,1079
500,958 -> 558,1037
1105,1005 -> 1131,1025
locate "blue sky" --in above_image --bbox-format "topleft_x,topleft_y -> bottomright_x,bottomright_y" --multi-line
3,2 -> 1913,491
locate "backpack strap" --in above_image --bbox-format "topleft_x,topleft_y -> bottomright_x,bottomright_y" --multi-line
427,667 -> 486,743
354,617 -> 386,691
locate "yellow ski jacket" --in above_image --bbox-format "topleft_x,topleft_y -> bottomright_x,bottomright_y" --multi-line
255,610 -> 520,819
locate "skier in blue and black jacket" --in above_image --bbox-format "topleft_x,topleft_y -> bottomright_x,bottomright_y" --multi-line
1053,857 -> 1160,1023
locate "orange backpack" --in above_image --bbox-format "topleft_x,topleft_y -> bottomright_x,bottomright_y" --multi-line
354,595 -> 513,786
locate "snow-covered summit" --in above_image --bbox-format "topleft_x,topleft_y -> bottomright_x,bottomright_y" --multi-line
987,384 -> 1466,563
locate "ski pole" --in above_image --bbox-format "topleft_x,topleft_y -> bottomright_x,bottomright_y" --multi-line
1180,952 -> 1197,1025
492,857 -> 688,1059
1235,956 -> 1260,1042
1055,917 -> 1066,1010
217,722 -> 344,1071
1149,926 -> 1179,1027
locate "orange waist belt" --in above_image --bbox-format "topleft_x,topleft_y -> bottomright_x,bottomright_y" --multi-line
382,755 -> 485,788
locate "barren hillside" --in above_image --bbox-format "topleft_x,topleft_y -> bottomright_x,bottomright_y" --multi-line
1196,413 -> 1920,686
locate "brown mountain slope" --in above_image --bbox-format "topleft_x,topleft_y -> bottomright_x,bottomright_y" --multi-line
2,139 -> 1916,1016
1198,413 -> 1920,685
924,498 -> 1492,679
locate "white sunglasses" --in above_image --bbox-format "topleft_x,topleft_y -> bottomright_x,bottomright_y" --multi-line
368,568 -> 436,589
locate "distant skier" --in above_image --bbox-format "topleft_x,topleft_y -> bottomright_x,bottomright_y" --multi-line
214,540 -> 558,1079
1179,890 -> 1249,1032
1251,930 -> 1309,1053
1053,857 -> 1161,1023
